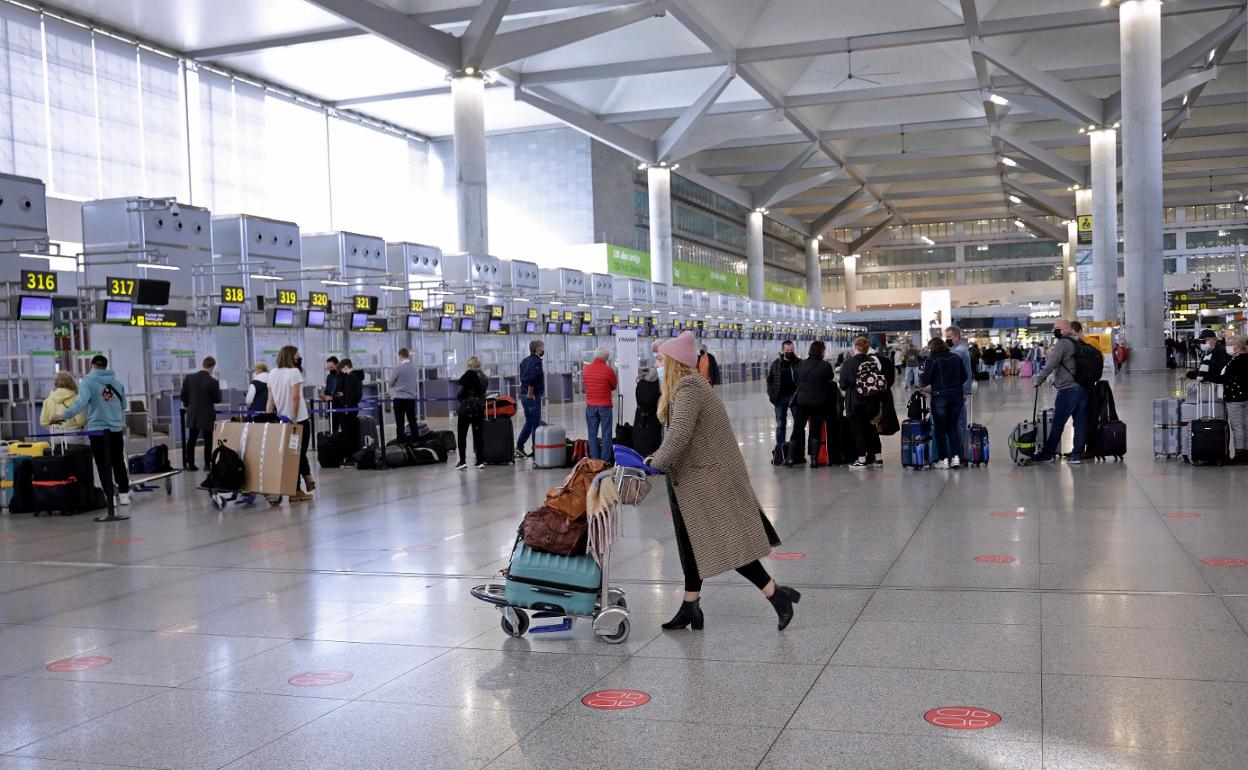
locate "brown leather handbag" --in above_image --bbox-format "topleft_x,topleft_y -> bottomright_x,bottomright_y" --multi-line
520,505 -> 588,557
543,457 -> 608,519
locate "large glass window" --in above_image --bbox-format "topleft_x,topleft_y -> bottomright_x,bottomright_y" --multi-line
965,265 -> 1062,284
45,17 -> 98,198
0,2 -> 47,180
1185,229 -> 1248,249
860,246 -> 954,268
967,240 -> 1060,261
859,269 -> 955,290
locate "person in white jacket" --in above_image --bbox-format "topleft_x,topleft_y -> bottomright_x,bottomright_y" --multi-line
245,363 -> 271,414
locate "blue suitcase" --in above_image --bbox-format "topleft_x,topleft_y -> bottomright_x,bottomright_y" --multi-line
505,540 -> 601,617
968,423 -> 990,466
901,418 -> 932,468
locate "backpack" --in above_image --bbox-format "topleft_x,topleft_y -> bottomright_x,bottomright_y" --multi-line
1066,340 -> 1104,387
129,444 -> 171,474
248,379 -> 269,413
208,440 -> 246,491
853,355 -> 886,399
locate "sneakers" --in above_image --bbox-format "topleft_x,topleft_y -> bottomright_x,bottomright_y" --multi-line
513,448 -> 530,459
455,461 -> 467,470
116,492 -> 131,506
934,459 -> 950,469
1066,454 -> 1083,465
476,462 -> 486,469
849,460 -> 868,470
949,456 -> 961,469
1030,453 -> 1054,464
872,459 -> 884,468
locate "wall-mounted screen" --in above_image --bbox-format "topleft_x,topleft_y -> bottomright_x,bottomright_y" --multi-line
559,321 -> 572,335
103,299 -> 132,324
273,308 -> 295,328
524,320 -> 538,334
579,323 -> 591,335
487,318 -> 501,333
609,324 -> 619,335
670,328 -> 679,337
17,295 -> 53,321
545,321 -> 557,334
438,316 -> 455,331
306,309 -> 326,328
406,314 -> 421,331
135,279 -> 171,306
459,318 -> 475,333
350,312 -> 368,329
217,305 -> 242,326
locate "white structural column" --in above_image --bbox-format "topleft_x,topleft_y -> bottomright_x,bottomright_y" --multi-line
1089,129 -> 1119,321
646,166 -> 673,286
747,210 -> 765,301
842,255 -> 859,312
805,238 -> 823,309
1119,0 -> 1166,369
452,75 -> 488,254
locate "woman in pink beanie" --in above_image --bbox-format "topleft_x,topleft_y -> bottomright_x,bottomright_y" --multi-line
646,330 -> 799,631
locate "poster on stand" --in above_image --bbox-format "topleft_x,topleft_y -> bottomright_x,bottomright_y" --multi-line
920,290 -> 952,341
615,328 -> 639,424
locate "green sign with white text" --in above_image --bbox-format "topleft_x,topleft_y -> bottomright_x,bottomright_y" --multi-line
606,245 -> 650,280
764,282 -> 808,305
672,260 -> 747,296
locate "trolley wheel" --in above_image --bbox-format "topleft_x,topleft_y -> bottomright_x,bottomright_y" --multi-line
212,494 -> 226,511
164,477 -> 173,495
599,617 -> 630,644
501,609 -> 529,638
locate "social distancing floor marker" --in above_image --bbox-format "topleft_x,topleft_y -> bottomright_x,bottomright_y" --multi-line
583,690 -> 650,710
991,510 -> 1026,518
1202,558 -> 1248,568
288,671 -> 353,687
248,540 -> 283,549
0,534 -> 16,542
47,656 -> 112,672
974,555 -> 1018,564
769,552 -> 806,560
108,537 -> 144,544
924,706 -> 1001,730
1164,511 -> 1201,518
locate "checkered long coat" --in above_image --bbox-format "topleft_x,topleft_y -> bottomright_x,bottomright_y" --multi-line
649,374 -> 777,579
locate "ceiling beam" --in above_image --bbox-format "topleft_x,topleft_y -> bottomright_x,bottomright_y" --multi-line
993,130 -> 1087,185
850,217 -> 898,253
751,143 -> 819,208
302,0 -> 462,70
461,0 -> 511,70
993,90 -> 1087,126
969,37 -> 1105,126
512,86 -> 655,160
1008,208 -> 1067,241
520,53 -> 722,85
657,65 -> 736,161
1003,177 -> 1076,220
482,1 -> 666,70
812,188 -> 869,236
768,169 -> 845,207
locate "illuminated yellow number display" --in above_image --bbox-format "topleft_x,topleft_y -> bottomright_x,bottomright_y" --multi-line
409,299 -> 424,313
490,305 -> 503,319
276,290 -> 298,306
463,304 -> 476,317
443,302 -> 457,315
354,296 -> 370,310
527,308 -> 538,320
221,286 -> 245,303
107,277 -> 135,297
21,270 -> 57,293
309,292 -> 329,308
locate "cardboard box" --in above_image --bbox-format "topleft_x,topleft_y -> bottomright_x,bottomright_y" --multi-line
211,421 -> 302,496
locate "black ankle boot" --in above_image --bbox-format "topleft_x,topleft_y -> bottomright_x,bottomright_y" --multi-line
661,599 -> 704,631
767,586 -> 801,631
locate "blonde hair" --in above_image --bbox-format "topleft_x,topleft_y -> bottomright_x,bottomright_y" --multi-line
657,356 -> 696,424
467,356 -> 482,370
253,362 -> 268,373
54,371 -> 77,392
1229,334 -> 1247,353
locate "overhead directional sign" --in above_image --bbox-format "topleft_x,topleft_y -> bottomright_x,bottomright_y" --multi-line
1077,215 -> 1092,246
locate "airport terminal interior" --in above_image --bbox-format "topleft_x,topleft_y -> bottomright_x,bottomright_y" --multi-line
0,0 -> 1247,768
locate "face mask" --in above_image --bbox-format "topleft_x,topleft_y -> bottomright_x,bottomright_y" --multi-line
1053,329 -> 1063,339
784,352 -> 796,361
1202,342 -> 1213,352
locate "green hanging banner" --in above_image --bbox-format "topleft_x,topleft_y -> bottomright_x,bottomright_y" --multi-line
605,245 -> 651,280
672,260 -> 747,296
764,282 -> 808,305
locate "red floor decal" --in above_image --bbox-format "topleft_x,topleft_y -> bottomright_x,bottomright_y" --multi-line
108,537 -> 144,544
769,552 -> 806,560
1201,558 -> 1248,568
582,690 -> 651,710
1163,511 -> 1201,519
288,670 -> 353,687
924,706 -> 1002,730
248,540 -> 283,549
974,555 -> 1018,564
0,534 -> 16,542
46,656 -> 112,672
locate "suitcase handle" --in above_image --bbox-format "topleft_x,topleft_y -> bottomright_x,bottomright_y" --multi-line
32,476 -> 78,488
528,586 -> 573,598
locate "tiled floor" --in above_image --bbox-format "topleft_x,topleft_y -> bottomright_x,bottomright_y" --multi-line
1,370 -> 1246,769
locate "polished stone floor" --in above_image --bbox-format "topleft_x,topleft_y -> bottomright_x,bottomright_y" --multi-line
1,370 -> 1246,769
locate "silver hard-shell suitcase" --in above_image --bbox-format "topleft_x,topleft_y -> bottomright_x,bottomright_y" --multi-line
533,425 -> 566,469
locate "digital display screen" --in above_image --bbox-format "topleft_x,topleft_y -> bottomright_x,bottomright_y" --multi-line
560,322 -> 572,335
579,323 -> 591,335
350,312 -> 368,329
103,299 -> 133,324
18,295 -> 53,321
524,320 -> 537,334
487,319 -> 501,332
107,277 -> 135,298
489,305 -> 503,319
406,314 -> 421,331
136,279 -> 170,306
409,299 -> 424,313
438,316 -> 455,331
306,309 -> 326,328
610,324 -> 619,334
459,318 -> 474,333
273,308 -> 295,327
546,321 -> 558,334
670,328 -> 679,337
217,305 -> 242,326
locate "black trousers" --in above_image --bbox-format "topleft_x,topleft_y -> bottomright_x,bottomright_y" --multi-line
456,412 -> 483,464
339,412 -> 360,453
297,419 -> 312,489
89,430 -> 129,499
669,483 -> 771,594
848,409 -> 882,460
393,398 -> 418,441
184,428 -> 211,468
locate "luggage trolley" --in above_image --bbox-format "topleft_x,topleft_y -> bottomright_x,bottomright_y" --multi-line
471,446 -> 658,644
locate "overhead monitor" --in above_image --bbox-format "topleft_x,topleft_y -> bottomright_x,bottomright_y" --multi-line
545,321 -> 558,334
609,324 -> 619,335
305,309 -> 327,328
217,305 -> 242,326
579,323 -> 591,335
406,314 -> 422,331
487,318 -> 501,333
524,320 -> 538,334
102,299 -> 133,324
135,279 -> 171,306
349,312 -> 368,329
272,308 -> 295,328
438,316 -> 455,331
559,321 -> 572,335
459,317 -> 475,333
17,295 -> 53,321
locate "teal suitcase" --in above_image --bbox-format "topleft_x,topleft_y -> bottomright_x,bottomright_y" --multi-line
504,540 -> 601,617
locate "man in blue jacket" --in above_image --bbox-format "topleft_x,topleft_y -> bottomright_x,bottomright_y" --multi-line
944,326 -> 975,460
51,355 -> 131,506
515,340 -> 545,458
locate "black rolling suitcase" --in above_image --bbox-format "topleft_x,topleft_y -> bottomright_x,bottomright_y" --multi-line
357,414 -> 380,452
316,431 -> 344,468
1188,382 -> 1228,466
481,399 -> 515,464
31,446 -> 98,515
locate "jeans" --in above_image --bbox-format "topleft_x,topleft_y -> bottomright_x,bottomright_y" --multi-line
516,396 -> 541,451
1041,385 -> 1089,458
89,430 -> 129,499
184,428 -> 211,469
931,394 -> 964,461
773,395 -> 795,450
954,396 -> 970,458
586,405 -> 614,463
903,365 -> 921,389
393,398 -> 417,441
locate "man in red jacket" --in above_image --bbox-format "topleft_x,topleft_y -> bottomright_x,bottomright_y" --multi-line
582,346 -> 619,463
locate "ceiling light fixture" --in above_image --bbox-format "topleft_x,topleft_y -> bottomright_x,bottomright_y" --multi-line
379,284 -> 405,291
999,156 -> 1018,167
250,273 -> 283,282
135,262 -> 179,271
320,279 -> 349,286
988,93 -> 1010,106
1008,194 -> 1023,204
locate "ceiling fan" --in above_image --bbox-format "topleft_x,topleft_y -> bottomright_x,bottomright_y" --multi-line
824,49 -> 901,89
